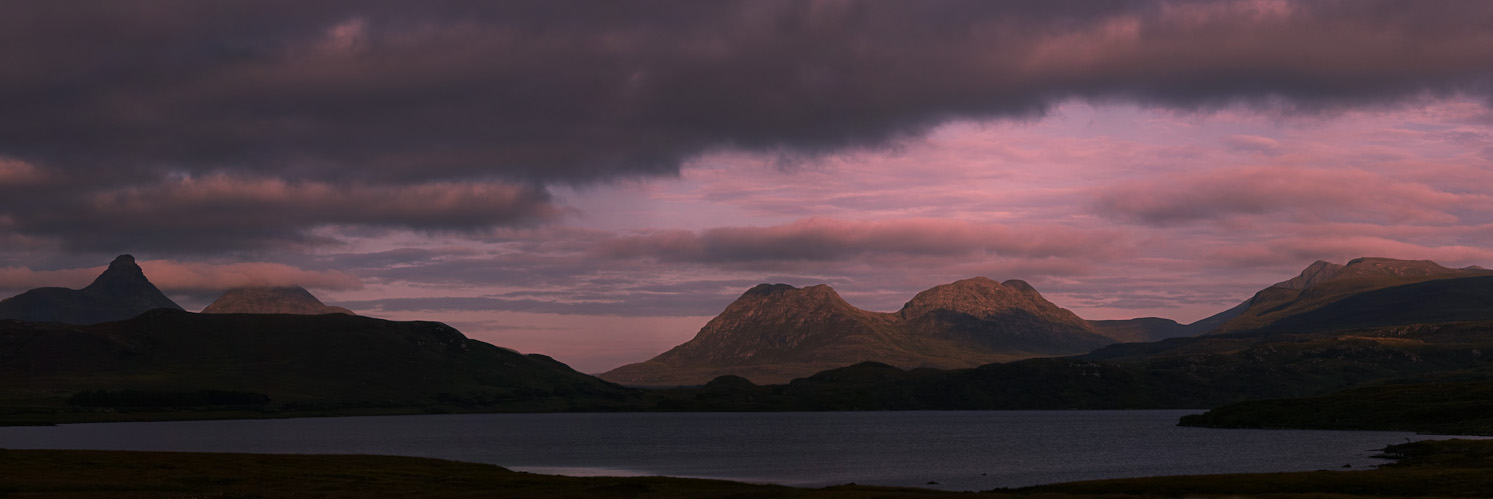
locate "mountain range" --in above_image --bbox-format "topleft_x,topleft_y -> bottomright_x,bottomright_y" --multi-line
6,254 -> 1493,421
601,277 -> 1117,385
605,256 -> 1493,387
654,258 -> 1493,411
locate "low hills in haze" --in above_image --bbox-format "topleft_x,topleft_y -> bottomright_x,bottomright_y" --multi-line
1087,317 -> 1198,343
601,277 -> 1116,386
0,255 -> 182,325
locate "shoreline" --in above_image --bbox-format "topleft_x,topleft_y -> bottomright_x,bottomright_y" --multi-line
3,439 -> 1492,497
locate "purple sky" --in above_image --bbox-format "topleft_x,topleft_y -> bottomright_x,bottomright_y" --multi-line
3,1 -> 1493,372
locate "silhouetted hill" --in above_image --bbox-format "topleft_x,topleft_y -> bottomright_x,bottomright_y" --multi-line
0,310 -> 636,414
0,255 -> 182,324
202,286 -> 355,315
1177,300 -> 1250,335
1088,317 -> 1190,343
601,278 -> 1113,386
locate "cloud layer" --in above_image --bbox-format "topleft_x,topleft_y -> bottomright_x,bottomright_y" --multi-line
5,1 -> 1493,252
1,173 -> 558,253
597,218 -> 1126,264
1093,166 -> 1484,225
5,2 -> 1493,371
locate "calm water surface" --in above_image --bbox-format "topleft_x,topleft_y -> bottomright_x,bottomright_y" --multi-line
0,410 -> 1464,491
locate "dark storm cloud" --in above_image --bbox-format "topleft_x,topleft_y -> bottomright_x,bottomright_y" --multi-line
6,0 -> 1493,184
0,172 -> 558,252
4,0 -> 1493,251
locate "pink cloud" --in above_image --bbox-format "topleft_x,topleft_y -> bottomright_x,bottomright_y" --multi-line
1093,166 -> 1481,226
1223,134 -> 1282,155
0,266 -> 101,292
0,157 -> 41,185
4,173 -> 564,253
138,260 -> 364,292
91,174 -> 559,228
596,217 -> 1129,264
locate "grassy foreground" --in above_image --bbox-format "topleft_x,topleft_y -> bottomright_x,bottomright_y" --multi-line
3,439 -> 1493,498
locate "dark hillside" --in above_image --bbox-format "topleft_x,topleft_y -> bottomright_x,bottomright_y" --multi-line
0,310 -> 636,417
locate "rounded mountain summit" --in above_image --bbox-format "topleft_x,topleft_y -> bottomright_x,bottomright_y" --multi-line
202,287 -> 355,316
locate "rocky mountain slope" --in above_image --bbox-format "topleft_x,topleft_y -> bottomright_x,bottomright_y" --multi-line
601,278 -> 1114,386
202,286 -> 354,315
644,257 -> 1493,410
0,255 -> 182,325
1208,257 -> 1493,334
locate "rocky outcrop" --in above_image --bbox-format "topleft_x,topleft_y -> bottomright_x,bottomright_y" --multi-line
0,255 -> 182,324
601,278 -> 1111,386
202,286 -> 354,315
1274,260 -> 1345,290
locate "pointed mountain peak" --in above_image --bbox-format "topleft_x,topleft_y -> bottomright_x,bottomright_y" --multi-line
0,254 -> 181,324
87,254 -> 147,289
202,286 -> 354,315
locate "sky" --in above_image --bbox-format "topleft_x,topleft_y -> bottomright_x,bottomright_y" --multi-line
3,0 -> 1493,373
